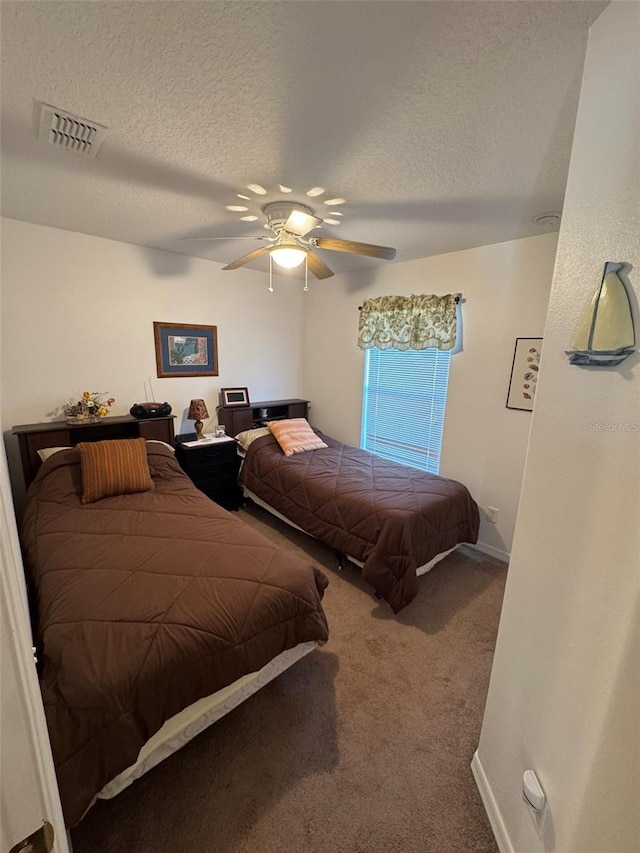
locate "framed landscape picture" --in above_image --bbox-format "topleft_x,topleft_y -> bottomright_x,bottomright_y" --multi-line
153,322 -> 218,378
506,338 -> 542,411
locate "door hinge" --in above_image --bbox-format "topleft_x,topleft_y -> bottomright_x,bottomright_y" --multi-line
9,821 -> 54,853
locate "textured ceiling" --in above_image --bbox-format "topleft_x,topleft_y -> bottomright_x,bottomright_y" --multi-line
0,1 -> 605,276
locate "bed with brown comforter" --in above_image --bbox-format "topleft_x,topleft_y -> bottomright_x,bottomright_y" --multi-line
21,443 -> 328,826
241,431 -> 479,613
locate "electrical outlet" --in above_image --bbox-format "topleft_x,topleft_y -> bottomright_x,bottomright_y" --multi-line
487,506 -> 499,524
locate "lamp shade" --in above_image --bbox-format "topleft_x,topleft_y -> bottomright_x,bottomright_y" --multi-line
187,399 -> 209,421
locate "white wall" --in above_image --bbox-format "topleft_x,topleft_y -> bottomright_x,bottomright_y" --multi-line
303,233 -> 557,559
1,218 -> 305,500
474,3 -> 640,852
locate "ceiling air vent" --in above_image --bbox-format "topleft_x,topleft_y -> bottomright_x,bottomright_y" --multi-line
37,102 -> 108,158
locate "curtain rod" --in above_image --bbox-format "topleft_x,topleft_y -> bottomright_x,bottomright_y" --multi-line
358,295 -> 461,310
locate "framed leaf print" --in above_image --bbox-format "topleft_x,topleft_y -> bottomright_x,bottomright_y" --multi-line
506,338 -> 542,411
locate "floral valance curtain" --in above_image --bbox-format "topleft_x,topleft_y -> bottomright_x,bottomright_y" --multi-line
357,293 -> 459,351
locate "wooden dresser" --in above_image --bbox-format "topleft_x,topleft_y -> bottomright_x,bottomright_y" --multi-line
13,415 -> 175,487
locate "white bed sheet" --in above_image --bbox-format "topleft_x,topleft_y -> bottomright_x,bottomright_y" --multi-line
92,640 -> 317,807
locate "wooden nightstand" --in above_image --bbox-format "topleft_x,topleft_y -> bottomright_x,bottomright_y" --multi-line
175,435 -> 243,511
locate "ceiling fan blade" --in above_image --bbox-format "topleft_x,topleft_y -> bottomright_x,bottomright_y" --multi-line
180,235 -> 268,241
222,246 -> 272,270
307,250 -> 334,280
314,237 -> 396,260
284,210 -> 323,237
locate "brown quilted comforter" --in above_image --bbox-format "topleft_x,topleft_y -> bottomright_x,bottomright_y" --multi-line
21,444 -> 328,826
241,432 -> 479,613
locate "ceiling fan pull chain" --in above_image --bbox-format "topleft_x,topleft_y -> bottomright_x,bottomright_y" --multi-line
304,254 -> 309,292
268,253 -> 274,293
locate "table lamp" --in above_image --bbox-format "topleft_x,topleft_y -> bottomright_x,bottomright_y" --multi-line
187,399 -> 209,440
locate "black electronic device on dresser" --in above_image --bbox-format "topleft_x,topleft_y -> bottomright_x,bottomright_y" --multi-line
174,434 -> 243,511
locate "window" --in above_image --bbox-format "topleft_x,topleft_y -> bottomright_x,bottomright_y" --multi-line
361,347 -> 451,474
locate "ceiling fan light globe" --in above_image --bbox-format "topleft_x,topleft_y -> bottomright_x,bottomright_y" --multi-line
270,247 -> 307,269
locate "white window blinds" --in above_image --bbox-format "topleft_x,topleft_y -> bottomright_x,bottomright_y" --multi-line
361,347 -> 451,474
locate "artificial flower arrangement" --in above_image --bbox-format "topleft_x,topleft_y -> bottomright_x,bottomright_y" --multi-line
63,391 -> 115,423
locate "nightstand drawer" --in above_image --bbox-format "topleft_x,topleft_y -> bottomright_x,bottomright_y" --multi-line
177,443 -> 235,464
193,472 -> 238,492
187,443 -> 235,462
175,442 -> 237,469
192,480 -> 243,511
182,458 -> 239,478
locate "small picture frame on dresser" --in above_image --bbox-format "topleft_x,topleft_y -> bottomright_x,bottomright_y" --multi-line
220,387 -> 250,408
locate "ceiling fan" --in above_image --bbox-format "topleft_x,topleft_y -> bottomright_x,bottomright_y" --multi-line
184,201 -> 396,279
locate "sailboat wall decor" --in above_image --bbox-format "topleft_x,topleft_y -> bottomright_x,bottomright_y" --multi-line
566,262 -> 635,366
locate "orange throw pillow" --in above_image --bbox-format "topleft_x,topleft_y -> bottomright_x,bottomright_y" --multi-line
267,418 -> 328,457
77,438 -> 154,504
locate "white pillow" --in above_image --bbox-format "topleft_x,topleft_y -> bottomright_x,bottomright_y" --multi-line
37,446 -> 72,462
146,439 -> 175,453
235,427 -> 270,451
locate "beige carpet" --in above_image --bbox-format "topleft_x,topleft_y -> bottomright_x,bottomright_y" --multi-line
71,503 -> 506,853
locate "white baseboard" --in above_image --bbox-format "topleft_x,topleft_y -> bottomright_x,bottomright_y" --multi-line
471,751 -> 513,853
472,541 -> 510,563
